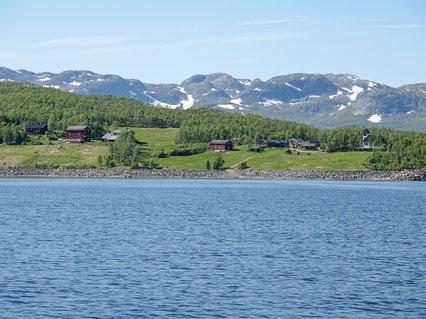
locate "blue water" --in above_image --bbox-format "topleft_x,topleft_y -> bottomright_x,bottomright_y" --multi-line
0,179 -> 425,318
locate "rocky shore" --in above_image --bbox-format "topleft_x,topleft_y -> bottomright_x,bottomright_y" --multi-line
0,168 -> 424,181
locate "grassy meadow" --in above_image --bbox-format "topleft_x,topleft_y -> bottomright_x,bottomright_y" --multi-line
0,142 -> 108,168
0,127 -> 371,170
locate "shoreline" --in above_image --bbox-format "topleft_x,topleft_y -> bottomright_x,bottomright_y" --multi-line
0,168 -> 425,181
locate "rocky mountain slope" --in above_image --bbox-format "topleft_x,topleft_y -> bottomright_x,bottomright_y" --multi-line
1,67 -> 425,131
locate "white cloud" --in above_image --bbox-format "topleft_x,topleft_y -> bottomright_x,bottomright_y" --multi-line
45,32 -> 301,57
237,17 -> 294,26
33,36 -> 134,48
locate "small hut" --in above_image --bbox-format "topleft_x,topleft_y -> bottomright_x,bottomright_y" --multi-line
101,133 -> 118,142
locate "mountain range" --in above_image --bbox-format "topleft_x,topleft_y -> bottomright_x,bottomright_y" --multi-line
1,67 -> 425,131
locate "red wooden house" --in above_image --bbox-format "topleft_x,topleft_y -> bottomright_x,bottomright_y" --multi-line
65,126 -> 92,143
208,140 -> 233,151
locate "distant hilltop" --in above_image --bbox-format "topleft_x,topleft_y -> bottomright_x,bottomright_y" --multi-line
1,67 -> 425,131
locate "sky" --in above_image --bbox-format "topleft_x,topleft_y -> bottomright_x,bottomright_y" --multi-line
0,0 -> 425,86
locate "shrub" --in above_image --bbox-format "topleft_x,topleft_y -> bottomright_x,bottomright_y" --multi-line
249,146 -> 264,152
212,156 -> 225,170
152,151 -> 168,158
149,160 -> 161,169
169,144 -> 207,156
238,161 -> 249,170
30,137 -> 44,145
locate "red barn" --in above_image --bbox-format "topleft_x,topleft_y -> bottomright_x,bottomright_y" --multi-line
65,126 -> 92,143
208,140 -> 233,151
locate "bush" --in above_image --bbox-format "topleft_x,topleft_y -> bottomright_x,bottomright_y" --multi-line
238,161 -> 249,170
212,156 -> 225,170
30,137 -> 44,145
149,160 -> 161,169
169,144 -> 207,156
249,146 -> 264,152
110,129 -> 138,166
152,151 -> 168,158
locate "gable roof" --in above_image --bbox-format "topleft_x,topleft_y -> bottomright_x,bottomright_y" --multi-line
102,133 -> 118,140
26,123 -> 47,129
209,140 -> 232,145
66,125 -> 89,131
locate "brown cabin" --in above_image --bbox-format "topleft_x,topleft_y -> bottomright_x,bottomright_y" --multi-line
208,140 -> 233,151
26,123 -> 47,135
288,138 -> 316,150
65,126 -> 92,143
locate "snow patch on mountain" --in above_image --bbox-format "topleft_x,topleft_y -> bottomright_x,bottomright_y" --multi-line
218,104 -> 235,110
230,98 -> 242,105
178,86 -> 194,110
37,77 -> 51,82
260,99 -> 283,107
368,114 -> 382,123
349,86 -> 364,101
43,85 -> 60,89
69,81 -> 82,86
143,91 -> 178,109
285,82 -> 302,91
329,90 -> 343,99
239,80 -> 251,86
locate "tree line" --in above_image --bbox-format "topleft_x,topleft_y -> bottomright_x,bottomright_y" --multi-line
0,82 -> 424,170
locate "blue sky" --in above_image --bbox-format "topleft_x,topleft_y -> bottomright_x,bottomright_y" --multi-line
0,0 -> 425,86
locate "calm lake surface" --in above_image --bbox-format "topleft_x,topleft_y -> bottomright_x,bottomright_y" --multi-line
0,178 -> 425,318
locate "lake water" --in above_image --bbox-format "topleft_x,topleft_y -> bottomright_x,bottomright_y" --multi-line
0,178 -> 425,318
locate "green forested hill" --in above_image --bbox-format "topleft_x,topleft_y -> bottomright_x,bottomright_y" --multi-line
0,82 -> 425,170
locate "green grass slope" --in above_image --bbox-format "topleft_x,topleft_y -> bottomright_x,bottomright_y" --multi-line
0,128 -> 371,170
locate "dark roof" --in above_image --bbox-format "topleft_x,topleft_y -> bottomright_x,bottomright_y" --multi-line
102,133 -> 118,140
301,142 -> 316,147
289,138 -> 315,147
26,123 -> 47,129
66,125 -> 89,131
209,140 -> 232,144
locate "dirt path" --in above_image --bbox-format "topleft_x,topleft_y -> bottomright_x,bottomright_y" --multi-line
230,156 -> 255,169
